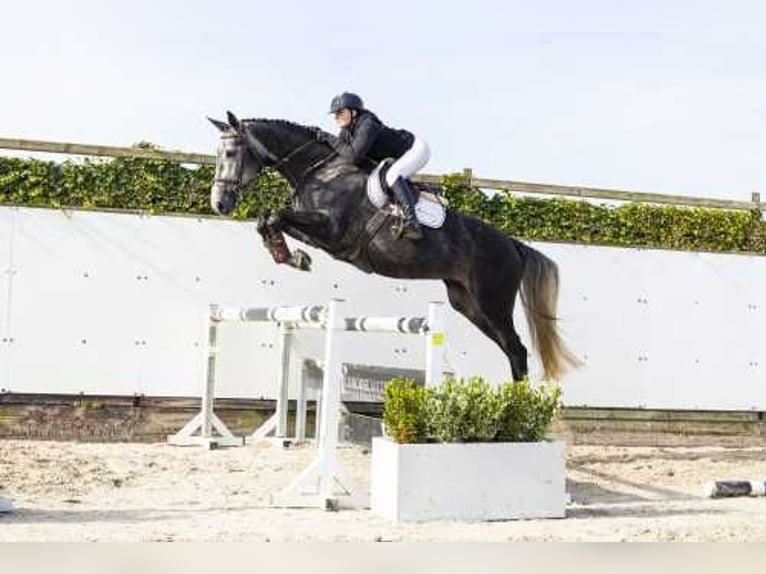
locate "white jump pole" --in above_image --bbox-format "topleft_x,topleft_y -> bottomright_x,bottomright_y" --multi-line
201,311 -> 216,437
249,322 -> 293,443
167,304 -> 244,448
271,298 -> 358,509
706,480 -> 766,498
172,300 -> 445,452
272,299 -> 447,510
250,308 -> 326,443
275,322 -> 292,438
318,300 -> 343,457
425,301 -> 445,387
294,359 -> 319,444
217,304 -> 325,324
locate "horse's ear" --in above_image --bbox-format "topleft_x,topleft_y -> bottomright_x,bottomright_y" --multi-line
226,111 -> 241,131
207,117 -> 231,132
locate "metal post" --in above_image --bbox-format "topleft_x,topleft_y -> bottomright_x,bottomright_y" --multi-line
296,360 -> 308,443
463,167 -> 474,187
425,301 -> 445,387
167,303 -> 242,448
271,298 -> 360,509
275,323 -> 292,438
201,308 -> 218,437
317,299 -> 344,456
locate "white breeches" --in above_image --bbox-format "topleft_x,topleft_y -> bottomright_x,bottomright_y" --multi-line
385,137 -> 430,186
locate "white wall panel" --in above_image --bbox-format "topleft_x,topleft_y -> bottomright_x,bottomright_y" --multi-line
550,245 -> 765,410
1,206 -> 763,410
0,207 -> 15,392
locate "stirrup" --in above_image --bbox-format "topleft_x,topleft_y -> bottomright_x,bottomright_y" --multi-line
391,217 -> 422,240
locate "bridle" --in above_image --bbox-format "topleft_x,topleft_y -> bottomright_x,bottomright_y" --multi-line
214,122 -> 336,192
213,133 -> 250,194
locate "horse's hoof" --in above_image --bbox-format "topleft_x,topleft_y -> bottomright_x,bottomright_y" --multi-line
289,249 -> 312,272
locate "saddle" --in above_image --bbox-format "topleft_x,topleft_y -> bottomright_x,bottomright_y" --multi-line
366,159 -> 447,229
262,159 -> 448,274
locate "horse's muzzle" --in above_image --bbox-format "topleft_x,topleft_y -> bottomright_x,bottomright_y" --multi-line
210,186 -> 236,216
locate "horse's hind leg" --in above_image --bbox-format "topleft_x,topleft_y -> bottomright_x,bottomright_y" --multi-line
468,264 -> 530,381
444,279 -> 524,377
495,313 -> 529,382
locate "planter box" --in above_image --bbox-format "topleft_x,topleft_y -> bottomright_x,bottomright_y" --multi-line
371,436 -> 566,522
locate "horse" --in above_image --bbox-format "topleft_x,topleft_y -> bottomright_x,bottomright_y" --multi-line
208,111 -> 580,381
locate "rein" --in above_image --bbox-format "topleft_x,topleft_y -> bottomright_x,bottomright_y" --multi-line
243,122 -> 336,186
216,122 -> 337,191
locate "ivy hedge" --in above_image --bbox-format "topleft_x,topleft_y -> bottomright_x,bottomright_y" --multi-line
1,153 -> 763,254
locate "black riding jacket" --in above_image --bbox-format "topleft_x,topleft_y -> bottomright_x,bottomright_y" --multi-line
329,110 -> 414,163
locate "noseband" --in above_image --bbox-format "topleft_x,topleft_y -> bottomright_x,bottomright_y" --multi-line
213,134 -> 249,195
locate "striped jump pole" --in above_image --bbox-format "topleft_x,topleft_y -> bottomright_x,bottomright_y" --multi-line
213,304 -> 326,324
271,299 -> 361,509
706,480 -> 766,498
248,305 -> 327,443
169,303 -> 327,448
340,301 -> 445,386
169,300 -> 446,454
271,299 -> 447,510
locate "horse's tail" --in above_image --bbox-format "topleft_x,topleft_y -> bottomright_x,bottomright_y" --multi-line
519,244 -> 582,381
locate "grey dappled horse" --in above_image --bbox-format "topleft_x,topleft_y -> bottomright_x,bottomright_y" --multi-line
209,112 -> 580,381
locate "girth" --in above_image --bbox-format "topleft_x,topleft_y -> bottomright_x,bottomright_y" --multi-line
330,209 -> 391,274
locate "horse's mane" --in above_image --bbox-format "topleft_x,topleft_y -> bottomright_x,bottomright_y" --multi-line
243,118 -> 326,137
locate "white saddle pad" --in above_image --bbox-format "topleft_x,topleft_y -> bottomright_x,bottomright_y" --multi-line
366,162 -> 447,229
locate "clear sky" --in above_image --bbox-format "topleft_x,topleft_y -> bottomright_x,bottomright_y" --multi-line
2,0 -> 765,200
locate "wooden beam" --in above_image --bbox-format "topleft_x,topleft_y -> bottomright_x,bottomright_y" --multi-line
0,137 -> 216,165
468,178 -> 759,211
1,136 -> 762,212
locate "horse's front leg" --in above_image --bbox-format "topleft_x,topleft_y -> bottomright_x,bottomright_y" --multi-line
255,212 -> 312,272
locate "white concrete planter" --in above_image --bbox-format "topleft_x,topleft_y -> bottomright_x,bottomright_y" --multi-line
371,436 -> 566,522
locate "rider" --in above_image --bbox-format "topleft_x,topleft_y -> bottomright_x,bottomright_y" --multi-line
319,92 -> 429,240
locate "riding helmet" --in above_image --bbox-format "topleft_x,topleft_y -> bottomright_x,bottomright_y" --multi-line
329,92 -> 364,114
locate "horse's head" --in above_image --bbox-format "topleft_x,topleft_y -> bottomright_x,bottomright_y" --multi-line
209,112 -> 336,215
208,111 -> 265,216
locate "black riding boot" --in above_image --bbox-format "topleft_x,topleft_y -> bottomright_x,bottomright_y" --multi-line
390,177 -> 423,240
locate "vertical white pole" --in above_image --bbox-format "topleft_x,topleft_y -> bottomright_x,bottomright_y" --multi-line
271,299 -> 357,508
275,323 -> 292,438
314,388 -> 323,443
425,301 -> 445,387
317,299 -> 345,457
202,305 -> 219,437
295,360 -> 308,442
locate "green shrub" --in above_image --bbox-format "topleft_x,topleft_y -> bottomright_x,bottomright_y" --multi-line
495,380 -> 562,442
382,377 -> 430,444
0,154 -> 290,219
382,376 -> 562,444
441,173 -> 765,254
428,376 -> 503,443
